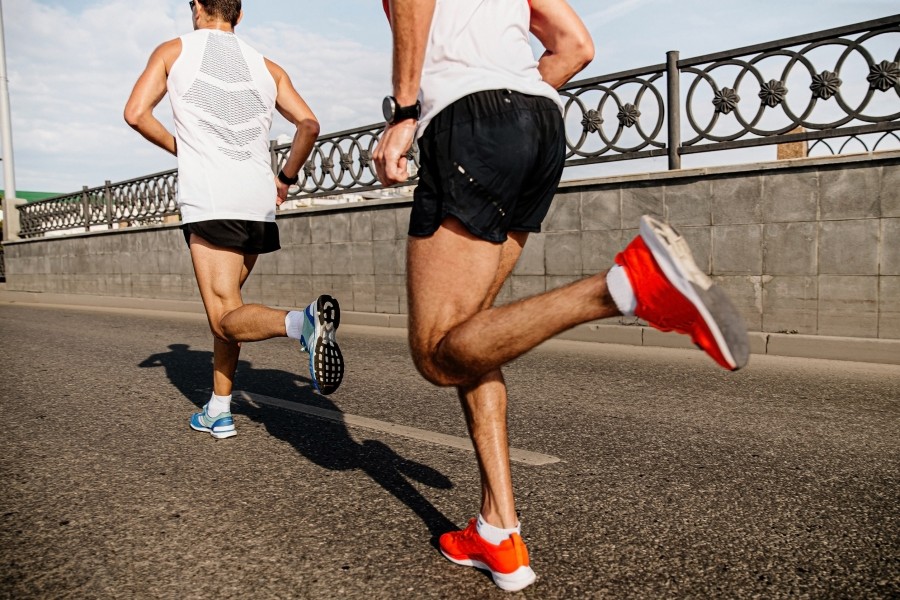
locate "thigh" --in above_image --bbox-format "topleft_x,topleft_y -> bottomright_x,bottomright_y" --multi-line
189,234 -> 250,326
482,231 -> 527,310
407,219 -> 525,356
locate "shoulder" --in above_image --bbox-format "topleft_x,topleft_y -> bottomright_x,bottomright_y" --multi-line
264,57 -> 288,84
151,37 -> 184,70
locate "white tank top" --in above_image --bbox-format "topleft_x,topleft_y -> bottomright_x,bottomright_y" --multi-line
167,29 -> 277,223
417,0 -> 562,137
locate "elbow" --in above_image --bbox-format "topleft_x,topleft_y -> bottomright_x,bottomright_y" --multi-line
123,105 -> 142,129
573,35 -> 595,71
299,117 -> 320,139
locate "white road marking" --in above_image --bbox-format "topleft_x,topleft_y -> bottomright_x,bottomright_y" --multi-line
235,390 -> 560,466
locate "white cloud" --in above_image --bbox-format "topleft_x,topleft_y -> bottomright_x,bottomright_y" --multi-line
2,0 -> 894,193
1,0 -> 390,193
3,0 -> 184,191
239,23 -> 390,138
581,0 -> 662,29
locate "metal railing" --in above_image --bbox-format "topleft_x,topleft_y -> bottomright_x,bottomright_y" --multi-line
16,14 -> 900,238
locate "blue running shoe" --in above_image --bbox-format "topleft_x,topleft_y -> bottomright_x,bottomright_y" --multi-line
298,294 -> 344,395
190,403 -> 236,439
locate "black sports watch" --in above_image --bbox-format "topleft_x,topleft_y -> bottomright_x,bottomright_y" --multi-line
277,169 -> 299,185
382,96 -> 421,125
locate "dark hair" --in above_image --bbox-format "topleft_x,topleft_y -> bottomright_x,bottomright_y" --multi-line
196,0 -> 241,27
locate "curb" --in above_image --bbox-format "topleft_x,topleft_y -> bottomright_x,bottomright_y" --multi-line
1,289 -> 897,366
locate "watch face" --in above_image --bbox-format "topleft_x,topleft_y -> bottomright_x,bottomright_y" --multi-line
382,96 -> 396,122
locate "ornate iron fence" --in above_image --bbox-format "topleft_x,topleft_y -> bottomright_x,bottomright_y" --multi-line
271,123 -> 413,201
15,14 -> 900,238
18,170 -> 178,238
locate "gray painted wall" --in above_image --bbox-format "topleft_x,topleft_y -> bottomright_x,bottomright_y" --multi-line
4,152 -> 898,340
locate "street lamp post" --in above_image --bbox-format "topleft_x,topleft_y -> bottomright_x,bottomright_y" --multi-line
0,0 -> 20,241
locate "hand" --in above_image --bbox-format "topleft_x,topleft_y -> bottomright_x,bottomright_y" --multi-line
275,178 -> 290,206
373,119 -> 417,186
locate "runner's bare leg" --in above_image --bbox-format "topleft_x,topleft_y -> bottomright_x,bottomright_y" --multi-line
189,234 -> 286,395
407,217 -> 620,527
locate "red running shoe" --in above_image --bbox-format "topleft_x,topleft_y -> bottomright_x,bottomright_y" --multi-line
615,216 -> 750,370
439,519 -> 536,592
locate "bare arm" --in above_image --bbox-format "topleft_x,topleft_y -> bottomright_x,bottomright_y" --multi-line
265,59 -> 320,205
373,0 -> 436,186
124,39 -> 181,155
387,0 -> 435,106
530,0 -> 594,89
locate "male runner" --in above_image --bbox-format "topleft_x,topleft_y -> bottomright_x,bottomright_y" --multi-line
124,0 -> 344,440
373,0 -> 749,591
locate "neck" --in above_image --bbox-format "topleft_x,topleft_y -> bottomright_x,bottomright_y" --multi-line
201,23 -> 233,32
197,18 -> 234,33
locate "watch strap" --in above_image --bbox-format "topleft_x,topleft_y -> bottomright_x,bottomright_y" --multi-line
277,169 -> 299,185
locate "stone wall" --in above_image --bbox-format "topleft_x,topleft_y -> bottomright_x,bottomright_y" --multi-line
4,151 -> 898,340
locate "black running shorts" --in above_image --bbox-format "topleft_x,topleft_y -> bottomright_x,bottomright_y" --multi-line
182,219 -> 281,255
410,89 -> 566,243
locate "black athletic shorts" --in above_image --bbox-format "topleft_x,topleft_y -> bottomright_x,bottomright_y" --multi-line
410,88 -> 566,243
181,219 -> 281,254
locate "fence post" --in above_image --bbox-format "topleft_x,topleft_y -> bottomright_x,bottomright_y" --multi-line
81,185 -> 90,232
104,180 -> 113,230
666,50 -> 682,170
269,140 -> 278,175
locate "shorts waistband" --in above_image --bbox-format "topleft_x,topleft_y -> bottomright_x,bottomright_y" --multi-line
440,89 -> 559,124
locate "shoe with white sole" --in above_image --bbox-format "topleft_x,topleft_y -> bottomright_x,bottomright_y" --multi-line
299,294 -> 344,394
439,518 -> 536,592
189,403 -> 236,439
614,215 -> 750,370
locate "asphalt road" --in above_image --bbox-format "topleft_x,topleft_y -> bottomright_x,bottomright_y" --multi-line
1,302 -> 898,599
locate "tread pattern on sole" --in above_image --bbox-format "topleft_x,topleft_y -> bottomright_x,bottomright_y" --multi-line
310,295 -> 343,394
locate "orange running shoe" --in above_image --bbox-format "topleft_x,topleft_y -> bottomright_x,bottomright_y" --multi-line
439,519 -> 536,592
615,216 -> 750,371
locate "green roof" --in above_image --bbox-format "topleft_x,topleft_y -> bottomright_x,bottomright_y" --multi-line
0,190 -> 62,202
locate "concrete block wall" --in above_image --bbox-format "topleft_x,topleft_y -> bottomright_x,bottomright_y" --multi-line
3,152 -> 898,340
541,152 -> 898,339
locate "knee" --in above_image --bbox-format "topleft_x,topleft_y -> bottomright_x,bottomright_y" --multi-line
413,354 -> 454,387
208,322 -> 228,342
410,338 -> 469,388
207,309 -> 235,342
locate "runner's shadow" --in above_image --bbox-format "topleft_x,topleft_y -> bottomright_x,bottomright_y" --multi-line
139,343 -> 456,544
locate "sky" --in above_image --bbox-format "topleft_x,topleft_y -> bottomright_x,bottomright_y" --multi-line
0,0 -> 897,193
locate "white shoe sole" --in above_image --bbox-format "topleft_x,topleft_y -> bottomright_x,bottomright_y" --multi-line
308,294 -> 344,395
190,421 -> 236,439
441,550 -> 537,592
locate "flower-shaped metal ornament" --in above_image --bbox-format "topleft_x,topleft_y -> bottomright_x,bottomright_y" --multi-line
713,87 -> 741,114
810,70 -> 842,100
867,60 -> 900,92
581,109 -> 604,133
617,103 -> 641,128
758,80 -> 788,108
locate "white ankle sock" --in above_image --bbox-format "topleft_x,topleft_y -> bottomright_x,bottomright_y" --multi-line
476,513 -> 521,545
284,310 -> 304,340
607,264 -> 637,316
207,393 -> 232,417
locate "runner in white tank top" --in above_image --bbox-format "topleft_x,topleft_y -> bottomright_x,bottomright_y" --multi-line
125,0 -> 345,442
168,28 -> 278,223
373,0 -> 594,592
375,0 -> 749,593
